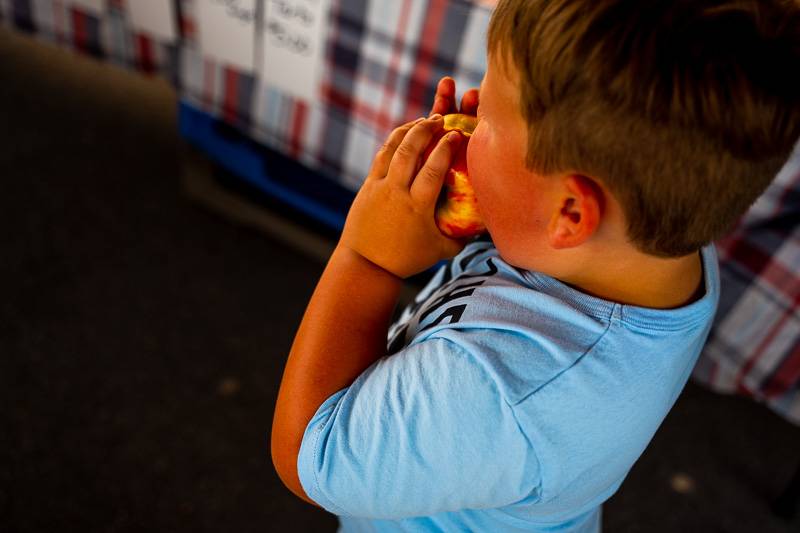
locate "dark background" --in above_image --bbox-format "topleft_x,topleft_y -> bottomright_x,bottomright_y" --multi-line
1,28 -> 799,532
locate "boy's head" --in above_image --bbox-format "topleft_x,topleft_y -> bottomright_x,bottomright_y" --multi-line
476,0 -> 800,258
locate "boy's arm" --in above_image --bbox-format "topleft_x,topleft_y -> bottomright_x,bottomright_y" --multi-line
270,246 -> 402,506
271,115 -> 465,505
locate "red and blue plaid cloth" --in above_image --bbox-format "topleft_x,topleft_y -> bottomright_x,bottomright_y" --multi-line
178,0 -> 492,189
693,144 -> 800,425
0,0 -> 492,188
0,0 -> 179,80
2,0 -> 799,425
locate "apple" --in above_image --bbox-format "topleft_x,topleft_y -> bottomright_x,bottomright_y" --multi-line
422,113 -> 485,239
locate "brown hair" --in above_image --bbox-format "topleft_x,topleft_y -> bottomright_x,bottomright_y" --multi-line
487,0 -> 800,257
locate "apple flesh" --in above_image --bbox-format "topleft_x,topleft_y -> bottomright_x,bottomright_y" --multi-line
423,113 -> 485,239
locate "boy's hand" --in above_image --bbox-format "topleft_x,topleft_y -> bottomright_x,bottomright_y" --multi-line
339,115 -> 466,279
430,77 -> 479,117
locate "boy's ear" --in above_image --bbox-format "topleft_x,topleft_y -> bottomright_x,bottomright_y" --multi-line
547,175 -> 603,249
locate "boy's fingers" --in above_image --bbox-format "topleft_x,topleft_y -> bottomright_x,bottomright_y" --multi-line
431,96 -> 451,117
410,131 -> 462,206
460,88 -> 480,116
388,115 -> 444,187
368,118 -> 422,179
430,77 -> 456,116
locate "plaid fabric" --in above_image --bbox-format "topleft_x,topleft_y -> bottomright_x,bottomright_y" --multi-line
179,0 -> 493,190
693,144 -> 800,425
3,0 -> 492,187
0,0 -> 179,80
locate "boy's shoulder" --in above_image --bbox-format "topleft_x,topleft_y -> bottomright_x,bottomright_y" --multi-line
389,240 -> 720,405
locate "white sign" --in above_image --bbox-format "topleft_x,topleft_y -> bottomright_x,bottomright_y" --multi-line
196,0 -> 258,72
67,0 -> 105,14
128,0 -> 178,42
261,0 -> 330,102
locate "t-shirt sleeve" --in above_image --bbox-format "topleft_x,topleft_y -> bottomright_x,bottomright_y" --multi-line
296,337 -> 541,519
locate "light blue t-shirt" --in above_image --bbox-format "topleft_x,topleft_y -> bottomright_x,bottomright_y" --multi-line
297,240 -> 719,532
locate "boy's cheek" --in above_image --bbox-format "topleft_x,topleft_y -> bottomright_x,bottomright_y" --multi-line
465,127 -> 508,235
465,131 -> 482,186
466,130 -> 489,203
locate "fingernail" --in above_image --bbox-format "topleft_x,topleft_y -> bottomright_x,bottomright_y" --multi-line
430,113 -> 442,121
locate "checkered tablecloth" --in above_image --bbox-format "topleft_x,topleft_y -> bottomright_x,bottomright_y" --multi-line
0,0 -> 179,81
178,0 -> 492,189
0,0 -> 492,188
693,143 -> 800,425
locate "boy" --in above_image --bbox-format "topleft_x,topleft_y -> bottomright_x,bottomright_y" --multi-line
272,0 -> 800,530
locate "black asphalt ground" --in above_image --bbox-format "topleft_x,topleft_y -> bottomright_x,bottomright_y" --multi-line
1,27 -> 799,533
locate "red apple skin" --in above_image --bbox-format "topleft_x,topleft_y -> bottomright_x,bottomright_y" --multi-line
422,114 -> 486,239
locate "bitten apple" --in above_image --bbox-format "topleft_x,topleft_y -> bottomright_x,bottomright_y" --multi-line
422,113 -> 485,239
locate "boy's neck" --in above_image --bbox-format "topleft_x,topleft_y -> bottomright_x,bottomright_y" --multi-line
556,250 -> 705,310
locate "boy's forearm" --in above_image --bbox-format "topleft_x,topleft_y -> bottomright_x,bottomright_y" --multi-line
271,244 -> 403,503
